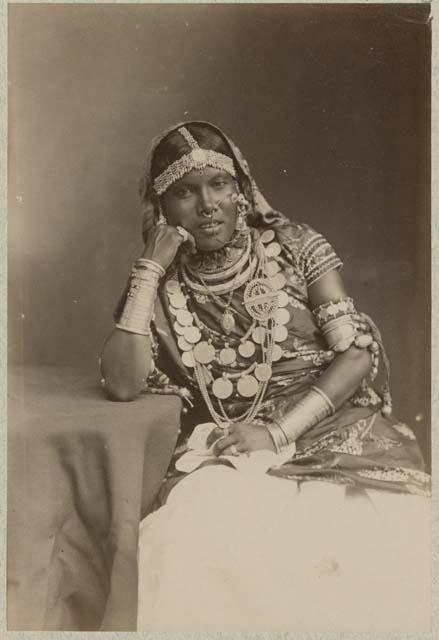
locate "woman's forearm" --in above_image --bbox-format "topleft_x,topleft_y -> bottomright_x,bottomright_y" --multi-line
269,345 -> 372,448
100,329 -> 154,401
314,344 -> 372,409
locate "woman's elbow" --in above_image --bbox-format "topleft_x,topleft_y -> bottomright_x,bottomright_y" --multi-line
347,345 -> 373,377
102,379 -> 144,402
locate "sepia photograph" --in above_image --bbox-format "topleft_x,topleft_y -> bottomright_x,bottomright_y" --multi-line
7,2 -> 432,633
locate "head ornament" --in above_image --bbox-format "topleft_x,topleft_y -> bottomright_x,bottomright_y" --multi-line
153,126 -> 236,196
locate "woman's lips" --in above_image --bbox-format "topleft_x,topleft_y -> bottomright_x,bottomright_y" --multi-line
198,221 -> 222,231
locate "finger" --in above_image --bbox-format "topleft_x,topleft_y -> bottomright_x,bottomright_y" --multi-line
206,427 -> 224,448
213,434 -> 238,456
222,443 -> 245,456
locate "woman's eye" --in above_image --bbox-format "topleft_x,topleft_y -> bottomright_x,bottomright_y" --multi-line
173,186 -> 193,198
212,180 -> 228,189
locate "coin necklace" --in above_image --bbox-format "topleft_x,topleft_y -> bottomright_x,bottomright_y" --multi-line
166,230 -> 290,426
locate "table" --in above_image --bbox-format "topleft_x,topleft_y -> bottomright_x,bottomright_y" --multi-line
7,366 -> 181,631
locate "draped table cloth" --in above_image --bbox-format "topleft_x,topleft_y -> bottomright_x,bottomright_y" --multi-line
7,365 -> 181,631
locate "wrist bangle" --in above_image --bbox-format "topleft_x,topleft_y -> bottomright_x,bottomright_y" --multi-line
265,421 -> 289,453
135,258 -> 165,277
117,269 -> 159,336
274,388 -> 334,444
310,385 -> 336,415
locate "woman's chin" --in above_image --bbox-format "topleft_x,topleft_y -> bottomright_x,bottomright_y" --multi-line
195,232 -> 230,252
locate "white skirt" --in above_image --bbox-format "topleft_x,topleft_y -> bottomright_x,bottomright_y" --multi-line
137,465 -> 431,632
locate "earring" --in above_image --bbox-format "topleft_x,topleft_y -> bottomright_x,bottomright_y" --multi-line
156,202 -> 167,226
233,193 -> 250,234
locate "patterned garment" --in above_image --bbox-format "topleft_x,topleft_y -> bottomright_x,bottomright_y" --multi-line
140,220 -> 430,504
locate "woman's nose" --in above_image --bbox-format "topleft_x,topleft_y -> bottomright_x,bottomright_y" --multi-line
198,186 -> 215,214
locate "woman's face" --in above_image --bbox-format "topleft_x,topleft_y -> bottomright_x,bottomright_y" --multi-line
161,166 -> 239,252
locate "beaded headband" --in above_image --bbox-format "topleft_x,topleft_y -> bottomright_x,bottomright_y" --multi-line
153,126 -> 237,195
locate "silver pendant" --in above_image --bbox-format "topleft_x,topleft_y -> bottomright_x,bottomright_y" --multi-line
221,310 -> 235,335
244,278 -> 278,321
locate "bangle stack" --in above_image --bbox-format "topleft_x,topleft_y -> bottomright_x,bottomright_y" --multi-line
116,259 -> 164,336
271,385 -> 335,450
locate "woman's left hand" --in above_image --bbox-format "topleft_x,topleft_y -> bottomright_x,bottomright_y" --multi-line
210,422 -> 276,456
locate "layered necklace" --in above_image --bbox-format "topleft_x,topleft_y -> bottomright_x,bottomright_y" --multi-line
165,229 -> 291,427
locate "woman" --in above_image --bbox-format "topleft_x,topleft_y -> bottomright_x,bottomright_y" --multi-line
101,122 -> 431,631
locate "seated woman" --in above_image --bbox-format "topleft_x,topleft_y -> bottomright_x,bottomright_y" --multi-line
101,121 -> 431,632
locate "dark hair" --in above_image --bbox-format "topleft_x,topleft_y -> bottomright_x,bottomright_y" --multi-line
150,123 -> 237,181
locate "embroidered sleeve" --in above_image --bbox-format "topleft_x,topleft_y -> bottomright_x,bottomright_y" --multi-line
297,225 -> 343,286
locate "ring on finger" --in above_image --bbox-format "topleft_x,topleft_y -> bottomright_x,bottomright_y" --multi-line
230,444 -> 239,457
176,225 -> 189,242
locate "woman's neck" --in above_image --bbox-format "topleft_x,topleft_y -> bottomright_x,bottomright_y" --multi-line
187,237 -> 249,277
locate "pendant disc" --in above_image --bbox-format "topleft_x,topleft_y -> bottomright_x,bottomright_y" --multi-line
182,350 -> 195,368
169,292 -> 186,309
173,321 -> 186,335
255,363 -> 273,382
266,260 -> 281,276
221,310 -> 235,335
270,273 -> 286,291
277,290 -> 289,307
178,336 -> 193,351
184,326 -> 201,344
252,326 -> 266,344
237,375 -> 259,398
219,347 -> 237,365
274,325 -> 288,343
244,278 -> 278,321
238,340 -> 256,358
194,341 -> 215,364
212,377 -> 234,400
260,229 -> 275,244
166,280 -> 182,294
271,344 -> 283,361
275,308 -> 291,325
265,242 -> 281,258
176,309 -> 193,326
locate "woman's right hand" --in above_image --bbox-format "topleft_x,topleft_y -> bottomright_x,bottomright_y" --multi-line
141,225 -> 196,271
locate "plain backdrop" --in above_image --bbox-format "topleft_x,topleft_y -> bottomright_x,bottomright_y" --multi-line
8,3 -> 431,462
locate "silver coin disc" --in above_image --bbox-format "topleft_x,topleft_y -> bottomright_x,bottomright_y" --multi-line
184,326 -> 201,344
265,242 -> 281,258
219,347 -> 237,365
271,344 -> 283,361
178,336 -> 193,351
238,340 -> 256,358
275,308 -> 291,325
277,290 -> 289,307
255,363 -> 273,382
176,309 -> 193,326
260,229 -> 275,244
266,260 -> 281,276
182,350 -> 195,368
212,377 -> 234,400
169,292 -> 186,309
252,326 -> 266,344
270,273 -> 287,291
166,280 -> 182,294
193,341 -> 216,364
237,375 -> 259,398
274,324 -> 288,343
173,321 -> 186,335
